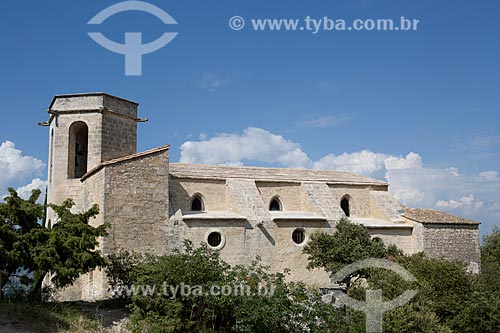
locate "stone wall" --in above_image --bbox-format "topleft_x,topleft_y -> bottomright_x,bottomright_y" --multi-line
101,112 -> 137,162
330,185 -> 373,218
46,94 -> 139,223
370,191 -> 405,222
46,112 -> 104,226
82,168 -> 107,252
50,94 -> 138,117
423,224 -> 481,270
367,227 -> 414,253
169,178 -> 337,286
51,95 -> 105,111
256,182 -> 304,211
225,179 -> 274,262
177,215 -> 332,286
101,94 -> 138,118
170,179 -> 402,287
302,182 -> 344,221
53,148 -> 170,301
272,220 -> 331,285
181,219 -> 248,264
103,150 -> 169,255
170,179 -> 227,212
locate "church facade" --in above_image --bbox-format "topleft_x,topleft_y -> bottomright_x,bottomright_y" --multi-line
42,93 -> 481,300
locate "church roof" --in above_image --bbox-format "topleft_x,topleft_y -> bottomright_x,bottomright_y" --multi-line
169,163 -> 388,186
403,208 -> 480,225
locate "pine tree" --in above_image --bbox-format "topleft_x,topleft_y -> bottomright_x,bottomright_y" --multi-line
0,188 -> 108,300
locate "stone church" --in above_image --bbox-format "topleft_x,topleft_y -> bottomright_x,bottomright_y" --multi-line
42,93 -> 480,300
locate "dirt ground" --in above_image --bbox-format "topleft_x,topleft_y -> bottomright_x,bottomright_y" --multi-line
0,313 -> 37,333
0,303 -> 130,333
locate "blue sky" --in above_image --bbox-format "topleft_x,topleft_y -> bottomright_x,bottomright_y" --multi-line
0,0 -> 499,236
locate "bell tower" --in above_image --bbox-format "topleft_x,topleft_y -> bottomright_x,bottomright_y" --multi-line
43,93 -> 144,218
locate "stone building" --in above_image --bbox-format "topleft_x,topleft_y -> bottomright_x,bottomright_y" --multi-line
42,93 -> 481,300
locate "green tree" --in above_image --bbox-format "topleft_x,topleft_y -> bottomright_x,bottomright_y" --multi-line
0,188 -> 108,299
367,254 -> 471,332
303,218 -> 474,332
108,241 -> 348,333
1,188 -> 44,294
303,218 -> 387,289
454,228 -> 500,333
479,227 -> 500,290
30,198 -> 109,296
382,302 -> 452,333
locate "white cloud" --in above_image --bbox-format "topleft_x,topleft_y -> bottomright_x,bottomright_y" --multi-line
179,128 -> 500,233
180,127 -> 311,168
16,178 -> 47,201
384,152 -> 422,170
436,194 -> 484,211
313,150 -> 387,175
312,151 -> 423,178
479,171 -> 498,181
0,141 -> 45,192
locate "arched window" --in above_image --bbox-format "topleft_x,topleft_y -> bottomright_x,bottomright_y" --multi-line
68,121 -> 88,178
191,195 -> 204,211
340,196 -> 350,217
269,197 -> 282,211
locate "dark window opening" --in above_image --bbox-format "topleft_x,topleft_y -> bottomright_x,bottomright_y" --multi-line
341,197 -> 350,217
269,197 -> 282,211
292,229 -> 305,245
68,122 -> 88,178
191,195 -> 203,211
207,232 -> 222,248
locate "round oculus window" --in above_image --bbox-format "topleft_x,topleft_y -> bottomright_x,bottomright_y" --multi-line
207,231 -> 223,248
292,229 -> 306,245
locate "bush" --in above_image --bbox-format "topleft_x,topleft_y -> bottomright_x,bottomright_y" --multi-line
107,241 -> 347,333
